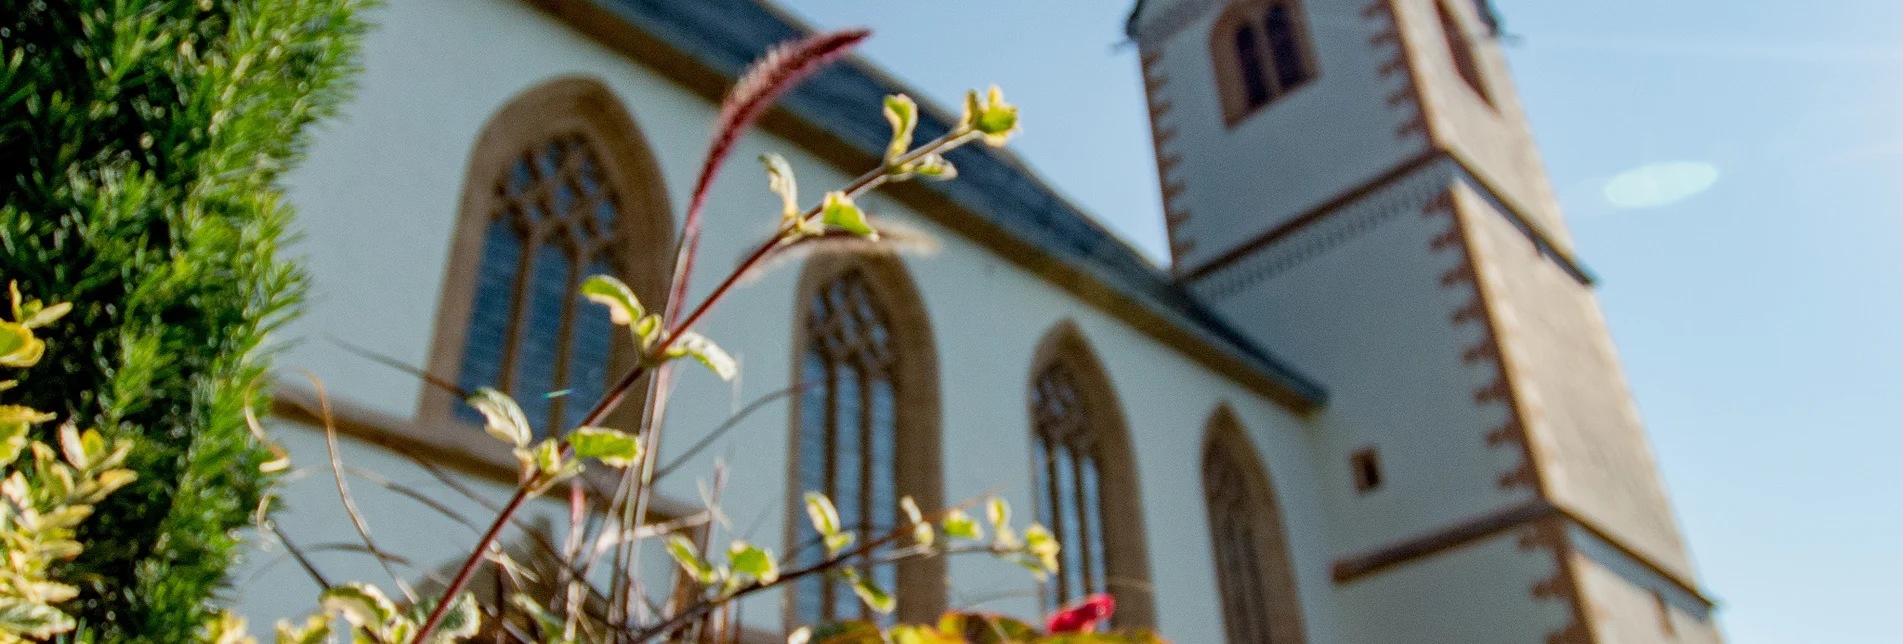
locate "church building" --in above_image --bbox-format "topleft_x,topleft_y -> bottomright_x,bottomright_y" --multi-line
238,0 -> 1724,642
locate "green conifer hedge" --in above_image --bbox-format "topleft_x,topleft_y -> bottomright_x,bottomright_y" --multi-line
0,1 -> 366,639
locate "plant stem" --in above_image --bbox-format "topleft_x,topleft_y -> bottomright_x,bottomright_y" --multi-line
411,128 -> 976,644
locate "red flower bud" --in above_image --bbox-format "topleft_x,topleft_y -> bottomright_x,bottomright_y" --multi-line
1045,593 -> 1116,634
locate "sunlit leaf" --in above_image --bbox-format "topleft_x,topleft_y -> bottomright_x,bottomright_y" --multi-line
274,614 -> 332,644
901,496 -> 933,548
762,153 -> 800,220
21,301 -> 70,329
0,321 -> 45,368
825,531 -> 856,556
321,584 -> 397,630
665,534 -> 719,584
985,496 -> 1010,529
820,191 -> 878,239
965,85 -> 1020,147
728,541 -> 779,585
909,154 -> 957,180
430,593 -> 482,641
580,274 -> 645,326
883,94 -> 918,164
1025,522 -> 1061,574
466,388 -> 532,448
842,568 -> 896,615
567,427 -> 643,467
808,621 -> 882,644
804,491 -> 842,536
889,625 -> 962,644
666,331 -> 738,381
941,508 -> 982,541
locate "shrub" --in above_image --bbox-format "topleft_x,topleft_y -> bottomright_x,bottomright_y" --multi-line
0,1 -> 368,639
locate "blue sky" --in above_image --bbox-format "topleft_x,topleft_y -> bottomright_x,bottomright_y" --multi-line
775,1 -> 1900,642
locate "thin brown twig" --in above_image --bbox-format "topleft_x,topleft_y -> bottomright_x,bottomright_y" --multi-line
306,372 -> 418,603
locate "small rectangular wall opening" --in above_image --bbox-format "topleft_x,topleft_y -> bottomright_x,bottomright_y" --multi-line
1350,447 -> 1382,494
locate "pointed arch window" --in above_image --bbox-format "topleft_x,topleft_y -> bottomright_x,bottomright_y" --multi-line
788,254 -> 943,627
1212,0 -> 1318,125
1203,409 -> 1308,644
1438,0 -> 1495,106
1027,323 -> 1155,628
426,78 -> 673,443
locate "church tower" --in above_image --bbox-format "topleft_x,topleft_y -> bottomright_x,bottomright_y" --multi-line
1126,1 -> 1722,642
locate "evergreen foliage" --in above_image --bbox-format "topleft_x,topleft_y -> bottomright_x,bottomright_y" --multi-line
0,0 -> 367,639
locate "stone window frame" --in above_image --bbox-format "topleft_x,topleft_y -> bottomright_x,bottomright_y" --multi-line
1210,0 -> 1321,127
1202,406 -> 1309,644
783,252 -> 945,628
1026,321 -> 1156,628
420,76 -> 675,462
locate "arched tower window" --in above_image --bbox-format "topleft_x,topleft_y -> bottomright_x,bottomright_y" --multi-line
1438,0 -> 1494,106
1028,322 -> 1155,628
425,77 -> 673,442
1202,407 -> 1307,644
787,253 -> 943,627
1211,0 -> 1318,125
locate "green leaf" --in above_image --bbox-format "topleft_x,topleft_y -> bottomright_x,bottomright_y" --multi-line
0,321 -> 45,368
567,427 -> 643,467
820,191 -> 878,239
910,154 -> 957,180
1024,522 -> 1061,574
275,614 -> 332,644
901,496 -> 933,548
841,568 -> 896,615
824,531 -> 856,557
0,405 -> 55,467
429,593 -> 482,642
804,491 -> 842,536
985,496 -> 1011,529
467,388 -> 533,448
941,508 -> 982,541
883,94 -> 918,164
580,274 -> 645,326
966,85 -> 1021,147
665,534 -> 719,584
728,541 -> 779,584
510,594 -> 567,639
889,625 -> 963,644
806,621 -> 883,644
939,612 -> 1040,644
665,331 -> 738,381
761,153 -> 800,220
321,583 -> 397,630
21,302 -> 70,330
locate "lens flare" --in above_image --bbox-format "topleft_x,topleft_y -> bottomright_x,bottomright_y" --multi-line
1602,161 -> 1720,209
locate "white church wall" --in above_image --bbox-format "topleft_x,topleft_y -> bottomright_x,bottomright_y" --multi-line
1330,530 -> 1572,644
1193,163 -> 1533,557
1141,0 -> 1432,271
255,0 -> 1336,639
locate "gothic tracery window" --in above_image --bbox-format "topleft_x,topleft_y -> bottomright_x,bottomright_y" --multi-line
1027,323 -> 1155,627
427,78 -> 672,441
789,256 -> 943,627
1033,362 -> 1109,607
1213,0 -> 1318,124
793,269 -> 900,624
1203,409 -> 1308,644
454,135 -> 620,433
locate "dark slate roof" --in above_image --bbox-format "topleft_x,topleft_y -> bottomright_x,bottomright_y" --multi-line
590,0 -> 1326,405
